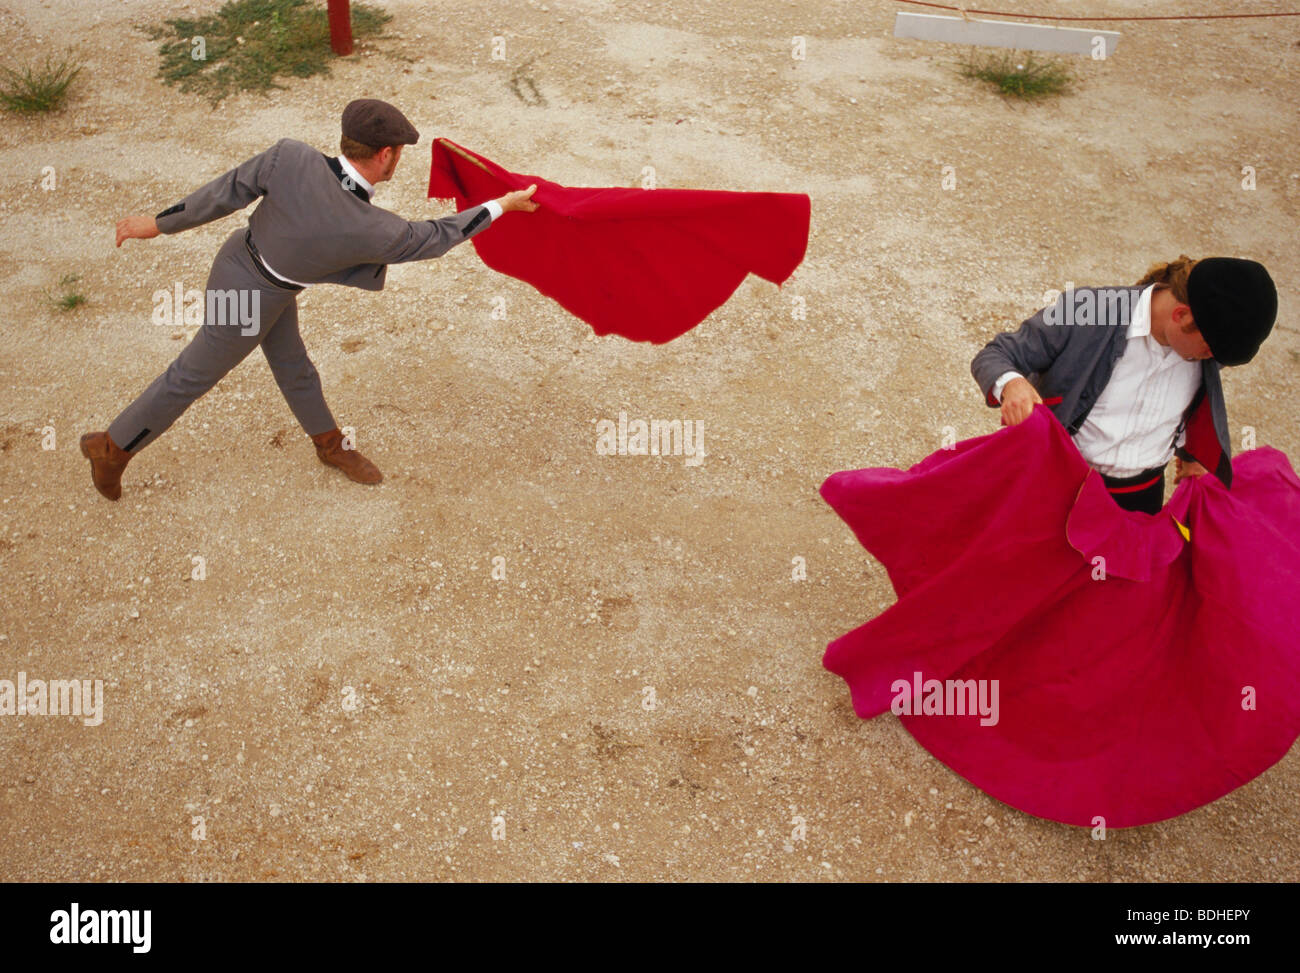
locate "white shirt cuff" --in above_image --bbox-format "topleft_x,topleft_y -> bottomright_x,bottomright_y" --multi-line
483,199 -> 504,221
991,371 -> 1024,404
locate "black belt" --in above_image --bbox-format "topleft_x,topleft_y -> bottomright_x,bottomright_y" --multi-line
243,229 -> 304,291
1099,463 -> 1167,495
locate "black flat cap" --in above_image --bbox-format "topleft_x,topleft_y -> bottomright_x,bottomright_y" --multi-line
1187,257 -> 1278,366
341,98 -> 419,147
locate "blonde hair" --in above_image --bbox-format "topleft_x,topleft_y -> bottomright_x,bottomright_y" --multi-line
1135,255 -> 1198,304
340,135 -> 380,160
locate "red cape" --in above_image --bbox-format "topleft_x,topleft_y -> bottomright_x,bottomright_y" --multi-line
821,405 -> 1300,828
427,138 -> 810,343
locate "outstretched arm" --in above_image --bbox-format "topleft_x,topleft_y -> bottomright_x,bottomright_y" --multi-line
115,214 -> 158,247
380,183 -> 540,264
115,138 -> 290,246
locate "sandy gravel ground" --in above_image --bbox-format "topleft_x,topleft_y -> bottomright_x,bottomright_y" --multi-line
1,0 -> 1297,881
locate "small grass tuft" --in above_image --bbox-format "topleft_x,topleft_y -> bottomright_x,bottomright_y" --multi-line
48,274 -> 87,312
960,50 -> 1072,100
0,54 -> 82,113
144,0 -> 392,106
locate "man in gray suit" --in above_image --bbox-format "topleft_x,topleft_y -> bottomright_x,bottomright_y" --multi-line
82,99 -> 538,500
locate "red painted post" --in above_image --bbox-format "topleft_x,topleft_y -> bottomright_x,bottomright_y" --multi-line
327,0 -> 354,56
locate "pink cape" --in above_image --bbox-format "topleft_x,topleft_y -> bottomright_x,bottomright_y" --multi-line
820,405 -> 1300,828
427,138 -> 810,343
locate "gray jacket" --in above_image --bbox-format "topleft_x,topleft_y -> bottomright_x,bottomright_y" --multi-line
971,286 -> 1234,487
154,137 -> 493,291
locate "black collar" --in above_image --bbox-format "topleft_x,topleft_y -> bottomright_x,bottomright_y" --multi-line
324,154 -> 371,203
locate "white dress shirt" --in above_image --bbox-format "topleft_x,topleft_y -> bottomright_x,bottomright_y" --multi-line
993,285 -> 1202,477
337,153 -> 376,199
256,155 -> 503,288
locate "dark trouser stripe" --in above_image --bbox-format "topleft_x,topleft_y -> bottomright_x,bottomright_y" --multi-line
122,428 -> 150,452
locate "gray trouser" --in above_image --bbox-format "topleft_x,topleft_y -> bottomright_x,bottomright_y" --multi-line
108,228 -> 336,454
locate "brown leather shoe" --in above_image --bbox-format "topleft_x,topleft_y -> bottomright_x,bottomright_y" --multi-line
310,428 -> 383,484
80,431 -> 132,501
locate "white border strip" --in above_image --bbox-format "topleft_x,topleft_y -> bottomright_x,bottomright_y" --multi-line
894,12 -> 1120,57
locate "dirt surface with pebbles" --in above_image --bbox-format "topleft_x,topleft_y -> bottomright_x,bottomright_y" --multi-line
1,0 -> 1297,882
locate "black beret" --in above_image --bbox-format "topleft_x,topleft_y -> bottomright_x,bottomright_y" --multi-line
341,98 -> 419,147
1187,257 -> 1277,366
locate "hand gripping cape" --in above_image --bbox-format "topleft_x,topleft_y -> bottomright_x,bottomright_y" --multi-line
427,138 -> 810,343
820,405 -> 1300,828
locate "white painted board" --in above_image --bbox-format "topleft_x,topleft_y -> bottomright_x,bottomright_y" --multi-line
894,12 -> 1120,57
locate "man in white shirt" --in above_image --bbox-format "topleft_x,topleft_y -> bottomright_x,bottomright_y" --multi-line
973,257 -> 1277,513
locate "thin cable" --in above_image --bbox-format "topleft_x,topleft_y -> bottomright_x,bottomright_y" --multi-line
895,0 -> 1300,21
